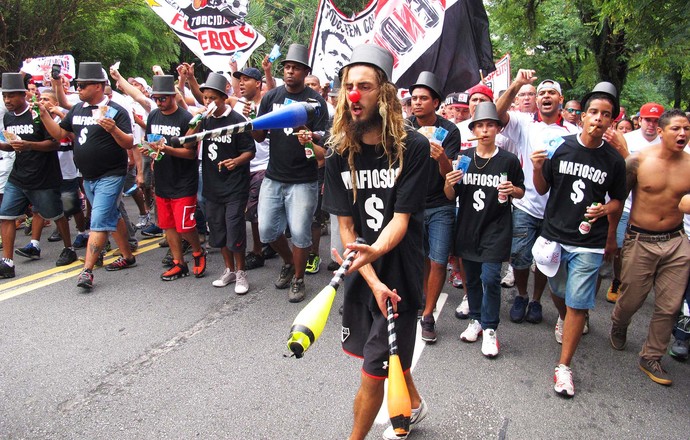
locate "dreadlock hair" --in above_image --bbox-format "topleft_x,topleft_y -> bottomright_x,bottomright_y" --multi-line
326,65 -> 408,202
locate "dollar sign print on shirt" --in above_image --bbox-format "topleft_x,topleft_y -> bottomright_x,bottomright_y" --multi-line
571,179 -> 585,204
473,189 -> 486,211
365,194 -> 385,232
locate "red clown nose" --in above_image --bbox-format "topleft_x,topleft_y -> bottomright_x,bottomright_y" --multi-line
348,90 -> 361,103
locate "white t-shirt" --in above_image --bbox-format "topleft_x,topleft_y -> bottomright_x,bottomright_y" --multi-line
622,129 -> 659,213
500,111 -> 579,219
232,100 -> 269,173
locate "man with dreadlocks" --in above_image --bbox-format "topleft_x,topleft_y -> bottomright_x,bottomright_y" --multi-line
322,44 -> 430,440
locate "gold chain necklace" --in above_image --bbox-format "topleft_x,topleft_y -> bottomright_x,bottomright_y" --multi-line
473,149 -> 496,170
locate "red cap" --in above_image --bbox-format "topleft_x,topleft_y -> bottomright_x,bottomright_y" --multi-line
639,103 -> 664,119
466,84 -> 494,102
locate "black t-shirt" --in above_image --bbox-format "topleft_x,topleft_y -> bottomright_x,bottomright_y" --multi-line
4,108 -> 61,189
323,130 -> 430,313
256,86 -> 328,183
200,109 -> 255,203
541,134 -> 626,248
59,100 -> 131,180
453,148 -> 524,262
408,115 -> 461,208
146,107 -> 198,199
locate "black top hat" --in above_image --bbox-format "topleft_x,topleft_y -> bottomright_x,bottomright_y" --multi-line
200,72 -> 229,97
76,62 -> 107,82
469,102 -> 502,130
581,81 -> 620,119
340,44 -> 394,82
232,67 -> 262,82
1,73 -> 27,93
409,71 -> 442,101
281,44 -> 311,70
151,75 -> 176,95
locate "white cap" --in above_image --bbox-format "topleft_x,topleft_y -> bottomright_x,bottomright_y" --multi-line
536,79 -> 562,96
532,236 -> 561,277
132,77 -> 148,88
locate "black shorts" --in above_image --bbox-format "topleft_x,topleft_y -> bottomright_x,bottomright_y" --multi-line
206,197 -> 247,250
341,300 -> 418,379
244,169 -> 265,223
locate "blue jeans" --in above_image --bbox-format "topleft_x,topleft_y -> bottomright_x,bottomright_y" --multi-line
463,259 -> 502,330
258,177 -> 317,248
548,248 -> 603,310
424,205 -> 456,264
83,175 -> 125,232
510,207 -> 543,270
0,181 -> 65,221
615,209 -> 631,248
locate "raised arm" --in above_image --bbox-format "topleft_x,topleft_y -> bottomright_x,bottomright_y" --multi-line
495,69 -> 537,126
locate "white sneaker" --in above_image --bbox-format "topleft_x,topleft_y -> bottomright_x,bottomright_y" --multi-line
555,316 -> 564,344
554,364 -> 575,397
455,295 -> 470,319
381,398 -> 428,440
235,270 -> 249,294
135,212 -> 150,229
582,313 -> 590,335
212,268 -> 236,287
481,329 -> 499,358
460,319 -> 483,342
500,265 -> 515,288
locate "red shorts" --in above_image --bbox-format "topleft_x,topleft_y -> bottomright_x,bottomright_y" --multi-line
156,195 -> 197,233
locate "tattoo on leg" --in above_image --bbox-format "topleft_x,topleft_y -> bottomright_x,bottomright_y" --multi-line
89,243 -> 102,256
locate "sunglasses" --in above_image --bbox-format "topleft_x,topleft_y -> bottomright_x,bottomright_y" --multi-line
565,108 -> 582,115
153,96 -> 170,102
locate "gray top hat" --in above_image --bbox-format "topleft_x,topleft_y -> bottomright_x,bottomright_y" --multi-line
76,62 -> 107,82
1,73 -> 27,93
281,44 -> 311,70
581,81 -> 619,119
151,75 -> 176,95
339,44 -> 394,82
409,71 -> 442,101
469,102 -> 501,130
200,72 -> 229,97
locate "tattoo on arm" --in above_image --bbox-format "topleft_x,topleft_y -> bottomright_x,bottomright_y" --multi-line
625,155 -> 639,195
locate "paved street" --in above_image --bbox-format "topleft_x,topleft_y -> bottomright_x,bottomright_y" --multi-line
1,208 -> 688,439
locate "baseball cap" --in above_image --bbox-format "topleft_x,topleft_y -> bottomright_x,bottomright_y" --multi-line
445,92 -> 470,108
467,84 -> 494,102
536,79 -> 562,95
532,236 -> 561,277
232,67 -> 262,82
131,77 -> 148,89
639,103 -> 664,119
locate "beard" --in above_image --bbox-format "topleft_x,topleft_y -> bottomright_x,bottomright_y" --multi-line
348,108 -> 383,141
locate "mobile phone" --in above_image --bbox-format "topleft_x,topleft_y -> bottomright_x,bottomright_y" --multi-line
51,64 -> 61,80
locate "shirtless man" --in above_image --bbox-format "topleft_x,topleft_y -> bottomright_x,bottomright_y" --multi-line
610,109 -> 690,386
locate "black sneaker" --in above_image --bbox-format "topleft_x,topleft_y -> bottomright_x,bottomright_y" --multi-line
161,261 -> 190,281
56,247 -> 77,266
525,301 -> 543,324
262,244 -> 278,259
48,229 -> 62,242
15,243 -> 41,260
162,249 -> 174,267
245,251 -> 265,270
105,256 -> 137,271
141,224 -> 163,237
95,250 -> 106,267
0,259 -> 15,278
421,315 -> 437,343
327,260 -> 339,271
77,269 -> 94,290
275,264 -> 295,289
288,277 -> 306,303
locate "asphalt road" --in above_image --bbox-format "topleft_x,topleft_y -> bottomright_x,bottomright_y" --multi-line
0,205 -> 688,439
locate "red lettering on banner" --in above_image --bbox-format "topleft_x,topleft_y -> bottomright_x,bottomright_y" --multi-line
220,32 -> 235,50
171,13 -> 192,32
208,30 -> 221,50
392,4 -> 424,42
373,33 -> 401,67
196,29 -> 252,51
239,25 -> 255,38
197,30 -> 208,51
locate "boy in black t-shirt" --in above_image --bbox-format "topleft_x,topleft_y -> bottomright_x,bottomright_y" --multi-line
531,83 -> 626,397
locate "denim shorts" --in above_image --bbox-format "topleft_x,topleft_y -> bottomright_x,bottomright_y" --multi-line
258,177 -> 317,248
510,207 -> 543,270
424,205 -> 456,265
83,175 -> 125,232
60,178 -> 82,217
615,209 -> 630,248
0,181 -> 64,221
548,248 -> 604,310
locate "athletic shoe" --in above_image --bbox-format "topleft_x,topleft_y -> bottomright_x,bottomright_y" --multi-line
162,249 -> 174,267
606,278 -> 621,303
95,250 -> 106,267
161,261 -> 189,281
140,224 -> 163,237
56,247 -> 77,266
15,243 -> 41,260
455,295 -> 470,319
77,269 -> 94,290
509,295 -> 528,323
639,357 -> 672,386
327,260 -> 339,271
275,264 -> 295,289
305,253 -> 321,274
555,317 -> 564,344
669,338 -> 689,361
554,364 -> 575,397
23,217 -> 32,235
158,237 -> 169,248
500,265 -> 514,288
105,256 -> 137,271
212,268 -> 236,287
235,270 -> 249,294
525,301 -> 543,324
135,212 -> 150,229
460,319 -> 483,342
262,244 -> 278,259
582,313 -> 590,335
451,272 -> 463,289
192,250 -> 207,278
245,251 -> 265,270
610,325 -> 627,350
72,233 -> 88,249
381,397 -> 428,440
420,315 -> 437,343
289,277 -> 306,303
481,329 -> 499,358
0,259 -> 15,278
48,229 -> 62,242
